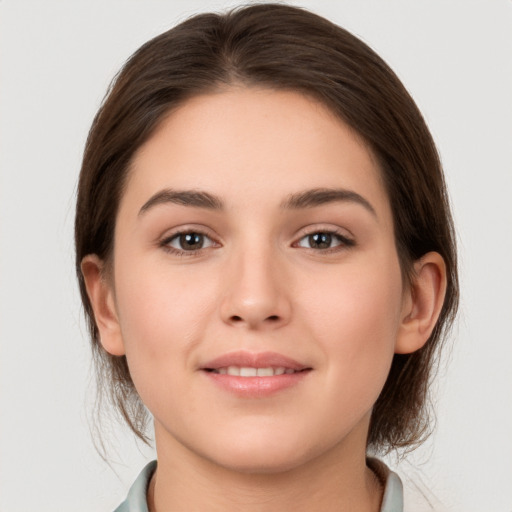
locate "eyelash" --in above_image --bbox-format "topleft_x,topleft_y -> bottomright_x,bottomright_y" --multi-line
295,229 -> 355,252
160,229 -> 218,257
159,228 -> 355,257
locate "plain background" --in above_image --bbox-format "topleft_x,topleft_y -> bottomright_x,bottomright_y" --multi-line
1,1 -> 511,510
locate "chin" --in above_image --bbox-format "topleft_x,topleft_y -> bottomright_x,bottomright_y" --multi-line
210,448 -> 309,475
197,429 -> 322,475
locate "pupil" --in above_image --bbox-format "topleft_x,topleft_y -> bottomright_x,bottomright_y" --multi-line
180,233 -> 203,250
309,232 -> 331,249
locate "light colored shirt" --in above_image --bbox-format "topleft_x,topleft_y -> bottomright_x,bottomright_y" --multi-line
114,458 -> 403,512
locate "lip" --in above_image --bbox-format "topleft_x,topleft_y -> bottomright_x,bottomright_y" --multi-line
201,350 -> 309,371
200,350 -> 312,398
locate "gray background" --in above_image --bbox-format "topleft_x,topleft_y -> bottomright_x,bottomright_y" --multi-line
1,1 -> 511,510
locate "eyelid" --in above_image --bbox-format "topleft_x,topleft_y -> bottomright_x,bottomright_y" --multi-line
159,225 -> 221,256
167,232 -> 215,250
292,225 -> 356,250
294,224 -> 355,241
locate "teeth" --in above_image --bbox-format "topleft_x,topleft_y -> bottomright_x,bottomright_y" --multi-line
216,366 -> 295,377
256,367 -> 274,377
227,366 -> 240,376
240,367 -> 257,377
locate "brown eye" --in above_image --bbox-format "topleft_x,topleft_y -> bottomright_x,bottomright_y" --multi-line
167,232 -> 214,251
297,231 -> 354,250
308,232 -> 332,249
180,233 -> 203,250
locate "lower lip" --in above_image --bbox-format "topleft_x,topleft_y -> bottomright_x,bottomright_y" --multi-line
202,370 -> 311,398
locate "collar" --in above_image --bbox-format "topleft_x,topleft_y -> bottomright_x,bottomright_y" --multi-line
114,459 -> 403,512
367,457 -> 404,512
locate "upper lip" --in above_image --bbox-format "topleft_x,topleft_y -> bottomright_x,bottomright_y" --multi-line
201,351 -> 310,371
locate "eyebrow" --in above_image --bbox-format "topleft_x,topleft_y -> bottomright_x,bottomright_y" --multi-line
138,187 -> 376,217
139,189 -> 223,216
281,188 -> 376,216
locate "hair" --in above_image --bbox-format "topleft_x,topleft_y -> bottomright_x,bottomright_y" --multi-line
75,3 -> 458,454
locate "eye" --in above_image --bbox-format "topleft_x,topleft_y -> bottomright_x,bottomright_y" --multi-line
296,231 -> 354,250
164,231 -> 215,252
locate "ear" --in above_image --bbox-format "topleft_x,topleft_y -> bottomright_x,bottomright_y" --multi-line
81,255 -> 125,356
395,252 -> 447,354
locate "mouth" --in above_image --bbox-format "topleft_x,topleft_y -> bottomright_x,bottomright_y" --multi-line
200,351 -> 312,397
201,350 -> 311,374
204,366 -> 309,377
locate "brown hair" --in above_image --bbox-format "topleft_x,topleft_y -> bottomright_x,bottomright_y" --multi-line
75,3 -> 458,453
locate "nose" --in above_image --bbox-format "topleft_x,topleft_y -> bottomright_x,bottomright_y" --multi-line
219,246 -> 292,330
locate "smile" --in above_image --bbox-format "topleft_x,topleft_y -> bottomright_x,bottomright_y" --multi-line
201,351 -> 312,397
207,366 -> 304,376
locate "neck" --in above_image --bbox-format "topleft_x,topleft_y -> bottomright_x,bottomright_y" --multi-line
148,424 -> 383,512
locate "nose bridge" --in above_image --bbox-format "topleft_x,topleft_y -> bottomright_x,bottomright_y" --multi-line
220,237 -> 291,329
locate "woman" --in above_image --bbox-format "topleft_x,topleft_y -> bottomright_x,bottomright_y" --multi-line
75,4 -> 458,511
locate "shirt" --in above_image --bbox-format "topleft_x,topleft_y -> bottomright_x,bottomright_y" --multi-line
114,458 -> 404,512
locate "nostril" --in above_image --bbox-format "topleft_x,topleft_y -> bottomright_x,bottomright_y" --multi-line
229,314 -> 280,324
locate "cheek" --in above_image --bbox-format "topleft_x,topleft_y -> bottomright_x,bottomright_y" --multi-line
300,256 -> 404,389
112,258 -> 218,391
116,253 -> 214,332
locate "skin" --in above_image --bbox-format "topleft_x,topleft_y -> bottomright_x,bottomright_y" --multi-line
82,88 -> 447,512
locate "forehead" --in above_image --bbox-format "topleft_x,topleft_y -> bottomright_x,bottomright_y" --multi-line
122,87 -> 390,221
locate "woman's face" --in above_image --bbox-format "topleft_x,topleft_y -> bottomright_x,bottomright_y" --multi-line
102,88 -> 412,472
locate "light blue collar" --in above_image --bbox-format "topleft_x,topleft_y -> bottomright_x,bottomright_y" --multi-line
114,461 -> 156,512
114,459 -> 403,511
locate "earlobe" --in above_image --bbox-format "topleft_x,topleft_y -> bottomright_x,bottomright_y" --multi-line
81,255 -> 126,356
395,252 -> 447,355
